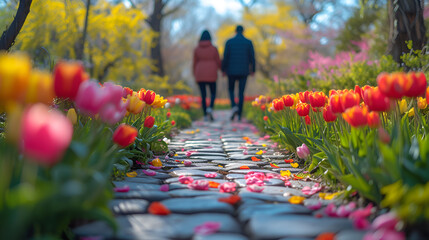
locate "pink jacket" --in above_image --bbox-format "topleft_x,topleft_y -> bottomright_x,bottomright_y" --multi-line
193,40 -> 221,82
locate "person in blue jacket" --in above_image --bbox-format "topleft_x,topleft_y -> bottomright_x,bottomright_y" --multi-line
222,25 -> 256,121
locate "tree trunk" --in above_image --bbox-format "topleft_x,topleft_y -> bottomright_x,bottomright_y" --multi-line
75,0 -> 91,60
147,0 -> 165,77
0,0 -> 33,51
388,0 -> 426,63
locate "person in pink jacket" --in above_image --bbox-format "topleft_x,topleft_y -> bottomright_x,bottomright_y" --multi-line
193,30 -> 221,121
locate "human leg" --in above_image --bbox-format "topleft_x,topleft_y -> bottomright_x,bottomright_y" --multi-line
237,76 -> 248,120
207,82 -> 216,121
228,76 -> 236,108
198,82 -> 207,117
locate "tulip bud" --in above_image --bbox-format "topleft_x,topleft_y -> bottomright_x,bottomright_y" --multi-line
296,143 -> 310,159
417,97 -> 427,109
166,112 -> 171,118
171,120 -> 176,126
144,116 -> 155,128
67,108 -> 78,125
263,116 -> 268,121
112,124 -> 138,148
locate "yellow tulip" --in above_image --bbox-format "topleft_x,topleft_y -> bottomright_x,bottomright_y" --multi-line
67,108 -> 77,125
0,53 -> 32,105
417,97 -> 427,109
407,107 -> 415,117
25,70 -> 55,105
127,94 -> 145,114
399,99 -> 407,114
151,94 -> 168,109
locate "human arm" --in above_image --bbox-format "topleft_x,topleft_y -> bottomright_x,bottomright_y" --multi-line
249,41 -> 255,74
192,49 -> 198,77
221,41 -> 230,74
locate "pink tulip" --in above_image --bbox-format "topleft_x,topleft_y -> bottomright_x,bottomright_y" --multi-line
349,203 -> 374,220
296,143 -> 310,159
75,80 -> 105,116
336,202 -> 356,217
178,175 -> 194,184
219,182 -> 236,193
371,212 -> 399,231
325,203 -> 338,217
188,180 -> 209,190
302,183 -> 322,196
21,104 -> 73,166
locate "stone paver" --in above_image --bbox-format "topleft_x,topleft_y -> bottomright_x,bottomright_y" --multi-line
74,110 -> 355,239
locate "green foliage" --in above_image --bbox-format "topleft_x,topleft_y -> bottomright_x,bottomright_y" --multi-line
169,111 -> 192,129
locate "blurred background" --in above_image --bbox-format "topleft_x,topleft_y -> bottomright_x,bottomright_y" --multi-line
1,0 -> 428,98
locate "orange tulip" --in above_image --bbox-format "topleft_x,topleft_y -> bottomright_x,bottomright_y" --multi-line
309,91 -> 327,108
112,124 -> 138,148
296,103 -> 310,116
323,105 -> 337,122
53,61 -> 88,100
363,87 -> 390,112
340,91 -> 360,111
404,72 -> 427,97
299,91 -> 312,104
377,72 -> 407,99
342,106 -> 368,128
367,112 -> 381,128
328,94 -> 343,113
25,70 -> 55,105
426,87 -> 429,105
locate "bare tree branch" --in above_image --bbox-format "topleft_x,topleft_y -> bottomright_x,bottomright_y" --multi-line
0,0 -> 32,51
162,0 -> 185,17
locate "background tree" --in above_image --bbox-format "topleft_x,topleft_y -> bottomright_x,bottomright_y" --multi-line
0,0 -> 32,50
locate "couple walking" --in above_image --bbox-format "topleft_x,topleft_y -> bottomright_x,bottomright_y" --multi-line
193,25 -> 255,122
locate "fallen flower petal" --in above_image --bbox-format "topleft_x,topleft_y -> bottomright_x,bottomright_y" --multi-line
148,202 -> 171,215
178,175 -> 194,184
291,163 -> 299,168
240,165 -> 250,169
219,182 -> 237,193
325,203 -> 338,217
184,160 -> 192,166
194,222 -> 221,236
142,169 -> 156,176
251,156 -> 261,162
204,172 -> 218,178
280,170 -> 291,177
371,212 -> 399,231
284,181 -> 292,187
307,201 -> 322,210
256,150 -> 263,155
114,186 -> 130,193
288,196 -> 306,204
363,229 -> 405,240
149,166 -> 162,170
218,195 -> 241,205
353,217 -> 370,230
188,180 -> 209,190
315,232 -> 336,240
126,171 -> 137,178
208,181 -> 220,188
270,163 -> 280,168
284,159 -> 294,163
160,184 -> 169,192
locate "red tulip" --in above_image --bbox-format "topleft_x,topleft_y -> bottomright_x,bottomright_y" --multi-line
21,104 -> 73,166
296,103 -> 310,116
342,106 -> 368,128
113,124 -> 138,148
363,87 -> 390,112
53,61 -> 88,100
260,105 -> 266,111
367,112 -> 381,128
323,105 -> 337,122
171,120 -> 176,126
354,85 -> 363,99
166,112 -> 171,118
263,116 -> 268,121
340,91 -> 360,111
282,95 -> 295,107
329,94 -> 344,113
377,72 -> 407,99
299,91 -> 312,104
273,98 -> 284,111
144,116 -> 155,128
144,90 -> 156,104
309,91 -> 327,108
305,115 -> 311,125
122,87 -> 133,98
404,72 -> 427,97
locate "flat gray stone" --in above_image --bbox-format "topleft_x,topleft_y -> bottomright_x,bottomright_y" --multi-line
225,174 -> 246,180
229,169 -> 275,174
136,170 -> 171,179
115,190 -> 170,201
74,213 -> 241,239
225,163 -> 259,170
189,152 -> 227,157
336,229 -> 367,240
240,186 -> 306,197
161,197 -> 234,214
228,154 -> 254,160
113,181 -> 161,191
234,178 -> 285,187
190,156 -> 227,161
168,189 -> 231,198
272,168 -> 302,174
239,192 -> 288,202
193,233 -> 248,240
171,169 -> 220,177
165,176 -> 205,184
238,203 -> 311,223
123,177 -> 162,184
109,199 -> 148,215
179,166 -> 223,171
247,215 -> 354,239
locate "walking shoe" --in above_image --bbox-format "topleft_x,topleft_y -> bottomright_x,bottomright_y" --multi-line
203,115 -> 209,122
230,106 -> 239,121
207,108 -> 214,121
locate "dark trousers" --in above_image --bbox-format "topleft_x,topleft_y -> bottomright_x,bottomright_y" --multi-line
198,82 -> 216,115
228,75 -> 247,119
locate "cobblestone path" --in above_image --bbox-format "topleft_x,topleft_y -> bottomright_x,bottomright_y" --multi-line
74,110 -> 364,240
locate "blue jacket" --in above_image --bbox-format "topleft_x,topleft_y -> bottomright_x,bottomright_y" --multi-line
222,33 -> 255,76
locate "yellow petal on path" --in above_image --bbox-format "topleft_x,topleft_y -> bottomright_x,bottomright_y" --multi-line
262,144 -> 267,147
289,196 -> 306,204
291,163 -> 299,168
319,192 -> 340,200
126,171 -> 138,178
280,170 -> 291,177
256,150 -> 263,155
